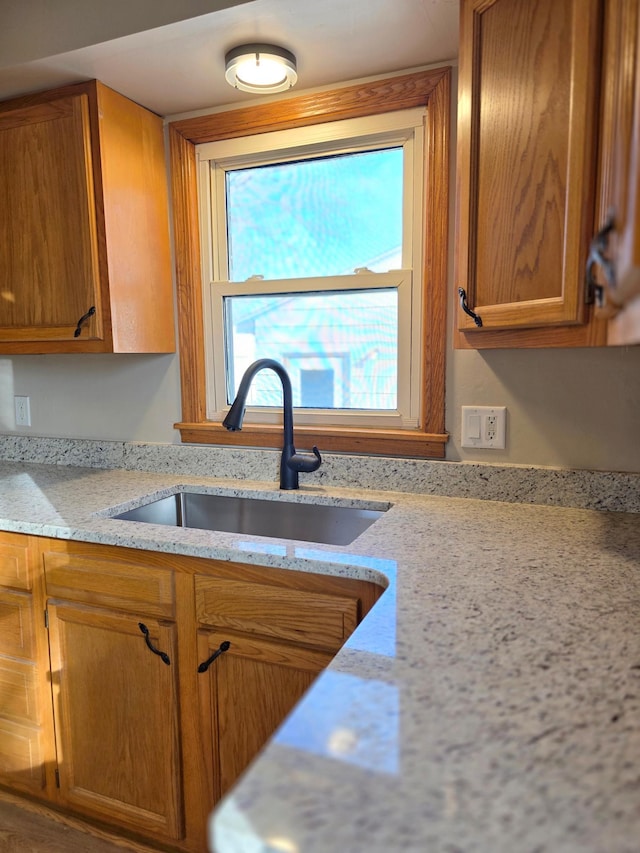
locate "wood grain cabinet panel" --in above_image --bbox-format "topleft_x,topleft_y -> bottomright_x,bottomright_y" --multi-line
455,0 -> 607,346
0,80 -> 175,354
43,544 -> 175,617
0,535 -> 33,590
0,717 -> 45,792
47,602 -> 183,841
197,628 -> 331,800
0,657 -> 40,724
195,575 -> 358,651
0,96 -> 99,341
193,567 -> 382,813
0,589 -> 34,659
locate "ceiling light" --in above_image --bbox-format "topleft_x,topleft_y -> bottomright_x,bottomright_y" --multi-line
224,43 -> 297,94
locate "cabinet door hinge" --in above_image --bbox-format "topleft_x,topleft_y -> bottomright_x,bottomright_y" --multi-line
44,609 -> 49,629
55,768 -> 60,788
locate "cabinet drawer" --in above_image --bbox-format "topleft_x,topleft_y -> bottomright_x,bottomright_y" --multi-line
195,576 -> 358,651
0,536 -> 32,590
0,589 -> 34,659
44,549 -> 175,617
0,717 -> 45,791
0,657 -> 40,724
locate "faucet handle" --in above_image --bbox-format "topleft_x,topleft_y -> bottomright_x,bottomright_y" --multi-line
287,446 -> 322,474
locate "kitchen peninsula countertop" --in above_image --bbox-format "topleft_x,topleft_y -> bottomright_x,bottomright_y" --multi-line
0,459 -> 639,852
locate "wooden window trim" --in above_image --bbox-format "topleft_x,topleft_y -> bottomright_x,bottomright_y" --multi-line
168,67 -> 451,458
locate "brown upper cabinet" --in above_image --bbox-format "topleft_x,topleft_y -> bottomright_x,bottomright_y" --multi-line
0,80 -> 175,353
455,0 -> 640,348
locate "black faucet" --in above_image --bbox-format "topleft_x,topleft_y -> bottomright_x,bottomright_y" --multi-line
223,358 -> 322,490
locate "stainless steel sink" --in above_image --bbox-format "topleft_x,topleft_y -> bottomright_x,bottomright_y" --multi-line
112,492 -> 388,546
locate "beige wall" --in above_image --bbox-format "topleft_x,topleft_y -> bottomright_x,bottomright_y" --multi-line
447,345 -> 640,472
0,355 -> 181,444
4,330 -> 640,472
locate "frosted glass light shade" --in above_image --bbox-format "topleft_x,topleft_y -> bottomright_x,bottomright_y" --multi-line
225,43 -> 298,93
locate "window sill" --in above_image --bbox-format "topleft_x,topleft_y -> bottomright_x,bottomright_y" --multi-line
175,422 -> 448,459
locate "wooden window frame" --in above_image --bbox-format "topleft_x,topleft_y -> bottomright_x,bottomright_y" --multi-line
168,67 -> 451,458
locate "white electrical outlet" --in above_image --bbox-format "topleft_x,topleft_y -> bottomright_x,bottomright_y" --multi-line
14,396 -> 31,427
461,406 -> 506,449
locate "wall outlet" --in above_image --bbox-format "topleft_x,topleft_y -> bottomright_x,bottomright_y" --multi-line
461,406 -> 506,449
14,396 -> 31,427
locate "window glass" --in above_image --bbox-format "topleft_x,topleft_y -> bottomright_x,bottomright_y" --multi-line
225,148 -> 403,281
224,288 -> 398,409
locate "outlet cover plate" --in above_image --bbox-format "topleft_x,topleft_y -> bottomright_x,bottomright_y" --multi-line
14,396 -> 31,427
461,406 -> 506,449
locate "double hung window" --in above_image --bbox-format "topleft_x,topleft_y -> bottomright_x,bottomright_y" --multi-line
198,109 -> 426,429
169,68 -> 450,457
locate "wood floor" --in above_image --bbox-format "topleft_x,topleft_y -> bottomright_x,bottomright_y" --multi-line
0,793 -> 160,853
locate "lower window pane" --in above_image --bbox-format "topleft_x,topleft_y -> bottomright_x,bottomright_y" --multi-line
224,289 -> 398,410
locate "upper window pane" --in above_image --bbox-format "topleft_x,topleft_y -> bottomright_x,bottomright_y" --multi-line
225,147 -> 403,281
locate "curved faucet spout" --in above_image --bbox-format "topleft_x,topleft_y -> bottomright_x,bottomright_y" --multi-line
222,358 -> 322,490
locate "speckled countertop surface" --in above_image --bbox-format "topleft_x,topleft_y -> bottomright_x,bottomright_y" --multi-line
0,459 -> 639,852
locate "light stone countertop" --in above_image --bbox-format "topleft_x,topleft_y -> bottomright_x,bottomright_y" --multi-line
0,460 -> 638,852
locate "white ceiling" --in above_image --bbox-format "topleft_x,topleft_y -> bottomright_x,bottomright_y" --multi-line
0,0 -> 459,117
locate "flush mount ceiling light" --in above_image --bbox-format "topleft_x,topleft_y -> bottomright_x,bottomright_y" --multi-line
224,43 -> 298,94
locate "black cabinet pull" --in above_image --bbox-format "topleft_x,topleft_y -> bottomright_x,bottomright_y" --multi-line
74,306 -> 96,338
198,640 -> 231,673
458,288 -> 483,327
138,622 -> 171,665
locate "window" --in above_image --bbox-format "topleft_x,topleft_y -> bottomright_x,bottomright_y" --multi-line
169,68 -> 450,457
198,110 -> 425,429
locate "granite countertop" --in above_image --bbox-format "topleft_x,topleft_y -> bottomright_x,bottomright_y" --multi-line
0,460 -> 639,852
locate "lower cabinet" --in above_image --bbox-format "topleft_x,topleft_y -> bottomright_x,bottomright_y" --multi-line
47,602 -> 183,840
197,629 -> 331,799
41,539 -> 185,845
0,532 -> 383,852
194,570 -> 368,802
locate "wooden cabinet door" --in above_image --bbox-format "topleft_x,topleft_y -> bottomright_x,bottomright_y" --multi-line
455,0 -> 603,341
47,601 -> 184,842
0,80 -> 175,354
0,94 -> 101,343
594,0 -> 640,343
197,629 -> 331,801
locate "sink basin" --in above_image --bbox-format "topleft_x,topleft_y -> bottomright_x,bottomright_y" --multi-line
112,492 -> 388,546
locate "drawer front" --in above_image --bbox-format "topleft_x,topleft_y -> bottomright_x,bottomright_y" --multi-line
0,536 -> 32,591
195,576 -> 358,651
0,657 -> 40,724
44,550 -> 175,617
0,589 -> 34,659
0,717 -> 45,790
